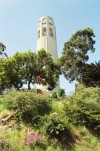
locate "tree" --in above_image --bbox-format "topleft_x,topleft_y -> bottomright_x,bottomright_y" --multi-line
0,42 -> 7,57
60,28 -> 95,83
0,49 -> 60,91
36,49 -> 60,90
3,53 -> 25,90
0,51 -> 37,90
82,61 -> 100,87
0,58 -> 11,94
22,50 -> 37,90
0,43 -> 8,93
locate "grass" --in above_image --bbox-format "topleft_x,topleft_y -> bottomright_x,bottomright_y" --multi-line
0,112 -> 99,150
0,96 -> 6,110
0,96 -> 13,119
0,86 -> 100,151
72,126 -> 100,151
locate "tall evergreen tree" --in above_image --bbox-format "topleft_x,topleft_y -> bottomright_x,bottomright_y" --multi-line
60,28 -> 95,83
0,42 -> 7,57
82,61 -> 100,87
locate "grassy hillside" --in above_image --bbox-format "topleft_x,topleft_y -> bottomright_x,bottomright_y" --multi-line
0,86 -> 100,151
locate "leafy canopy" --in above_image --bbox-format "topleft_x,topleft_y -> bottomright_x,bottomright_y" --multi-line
60,28 -> 95,83
0,49 -> 60,91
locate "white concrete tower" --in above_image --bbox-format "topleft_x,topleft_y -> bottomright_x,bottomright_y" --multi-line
37,16 -> 60,92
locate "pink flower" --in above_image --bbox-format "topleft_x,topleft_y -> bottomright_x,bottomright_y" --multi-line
26,133 -> 43,145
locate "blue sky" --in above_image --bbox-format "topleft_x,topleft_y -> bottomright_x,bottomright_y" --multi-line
0,0 -> 100,95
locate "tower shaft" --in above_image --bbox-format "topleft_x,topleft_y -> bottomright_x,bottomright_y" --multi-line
37,16 -> 60,92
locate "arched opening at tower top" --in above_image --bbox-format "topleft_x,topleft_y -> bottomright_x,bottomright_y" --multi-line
42,27 -> 46,36
49,28 -> 53,37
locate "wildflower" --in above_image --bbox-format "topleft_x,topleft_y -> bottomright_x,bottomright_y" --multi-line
26,133 -> 43,145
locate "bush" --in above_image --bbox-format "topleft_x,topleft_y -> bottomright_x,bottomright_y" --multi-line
6,91 -> 52,124
64,87 -> 100,134
78,99 -> 100,134
57,88 -> 65,97
52,92 -> 57,98
41,112 -> 70,137
64,99 -> 81,124
40,112 -> 75,148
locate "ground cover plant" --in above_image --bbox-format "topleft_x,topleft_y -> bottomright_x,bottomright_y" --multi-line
0,86 -> 100,151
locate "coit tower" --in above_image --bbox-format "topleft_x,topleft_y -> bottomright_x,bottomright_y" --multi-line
37,16 -> 60,92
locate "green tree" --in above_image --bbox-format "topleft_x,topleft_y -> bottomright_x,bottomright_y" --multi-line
0,42 -> 7,57
0,49 -> 60,91
60,28 -> 95,83
0,51 -> 37,90
3,53 -> 25,90
36,49 -> 60,90
82,61 -> 100,87
0,58 -> 10,93
21,50 -> 37,90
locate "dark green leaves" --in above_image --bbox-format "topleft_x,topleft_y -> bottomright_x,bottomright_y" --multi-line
61,28 -> 95,83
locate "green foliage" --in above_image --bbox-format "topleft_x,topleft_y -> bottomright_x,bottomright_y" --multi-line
4,54 -> 21,89
41,113 -> 70,138
57,88 -> 65,97
40,112 -> 75,148
0,49 -> 60,91
6,91 -> 52,124
0,87 -> 100,150
0,97 -> 8,111
60,28 -> 95,83
21,50 -> 37,90
64,86 -> 100,134
82,61 -> 100,87
51,89 -> 65,99
0,58 -> 8,93
52,92 -> 57,98
0,42 -> 7,57
37,49 -> 60,91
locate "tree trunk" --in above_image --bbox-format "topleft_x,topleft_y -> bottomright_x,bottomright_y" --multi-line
28,80 -> 31,90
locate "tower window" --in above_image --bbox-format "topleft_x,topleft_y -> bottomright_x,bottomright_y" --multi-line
49,22 -> 53,25
42,22 -> 46,25
49,28 -> 53,37
42,27 -> 46,36
49,18 -> 53,25
42,18 -> 46,24
38,30 -> 40,38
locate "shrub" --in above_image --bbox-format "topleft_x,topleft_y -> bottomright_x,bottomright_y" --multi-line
6,91 -> 52,124
64,99 -> 81,124
64,87 -> 100,134
41,112 -> 70,138
78,99 -> 100,134
52,92 -> 57,98
40,112 -> 75,148
57,88 -> 65,98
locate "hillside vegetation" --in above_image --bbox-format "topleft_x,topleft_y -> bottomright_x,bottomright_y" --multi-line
0,85 -> 100,151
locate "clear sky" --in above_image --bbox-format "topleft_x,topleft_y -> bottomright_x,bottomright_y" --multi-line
0,0 -> 100,95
